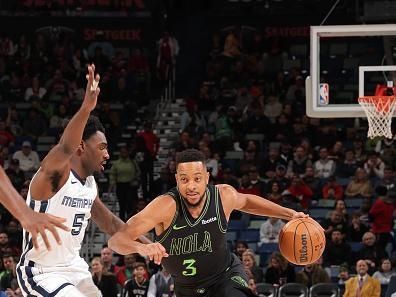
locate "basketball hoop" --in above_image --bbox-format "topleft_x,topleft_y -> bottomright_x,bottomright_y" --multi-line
358,95 -> 396,139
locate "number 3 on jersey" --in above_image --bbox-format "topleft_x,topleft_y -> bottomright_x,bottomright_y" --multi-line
71,213 -> 85,235
182,259 -> 197,276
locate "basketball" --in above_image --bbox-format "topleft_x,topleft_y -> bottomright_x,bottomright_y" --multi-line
278,218 -> 326,265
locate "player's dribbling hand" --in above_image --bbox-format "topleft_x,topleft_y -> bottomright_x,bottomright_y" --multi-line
139,242 -> 169,265
291,211 -> 309,220
21,210 -> 70,251
83,64 -> 100,112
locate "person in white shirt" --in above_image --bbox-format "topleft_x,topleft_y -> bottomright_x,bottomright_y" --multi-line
259,217 -> 285,246
313,147 -> 335,179
12,141 -> 40,177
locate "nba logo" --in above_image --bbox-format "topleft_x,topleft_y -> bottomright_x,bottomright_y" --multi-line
319,83 -> 329,105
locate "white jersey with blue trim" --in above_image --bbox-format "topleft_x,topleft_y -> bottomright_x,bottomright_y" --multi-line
21,170 -> 97,267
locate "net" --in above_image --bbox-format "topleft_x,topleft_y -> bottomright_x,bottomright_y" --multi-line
358,96 -> 396,139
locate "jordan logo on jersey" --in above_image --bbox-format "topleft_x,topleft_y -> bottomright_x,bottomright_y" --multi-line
61,196 -> 93,209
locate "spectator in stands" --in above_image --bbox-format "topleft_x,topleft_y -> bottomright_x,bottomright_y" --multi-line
12,141 -> 40,178
331,200 -> 349,222
336,149 -> 359,179
91,257 -> 118,297
313,147 -> 336,179
348,212 -> 369,242
101,247 -> 120,274
173,131 -> 195,152
116,254 -> 136,287
264,94 -> 283,124
239,148 -> 260,177
45,69 -> 69,102
302,166 -> 321,199
364,151 -> 385,187
202,146 -> 218,180
338,265 -> 350,285
0,233 -> 10,255
345,168 -> 373,199
322,175 -> 344,200
152,167 -> 175,196
123,262 -> 149,297
216,167 -> 239,189
134,134 -> 154,201
373,258 -> 396,285
234,241 -> 248,261
369,186 -> 395,252
286,174 -> 313,210
287,145 -> 312,177
259,217 -> 285,246
323,229 -> 351,267
24,76 -> 46,101
156,31 -> 179,82
0,255 -> 18,294
109,145 -> 141,222
248,166 -> 266,196
242,250 -> 263,283
352,136 -> 367,166
49,103 -> 68,134
266,181 -> 282,204
5,106 -> 22,137
247,278 -> 258,296
0,120 -> 15,148
343,259 -> 380,297
322,211 -> 348,238
22,108 -> 47,140
357,231 -> 387,272
147,266 -> 174,297
265,252 -> 295,286
237,174 -> 261,196
270,165 -> 289,192
295,261 -> 330,288
214,106 -> 235,153
379,166 -> 396,191
5,159 -> 25,191
181,100 -> 206,137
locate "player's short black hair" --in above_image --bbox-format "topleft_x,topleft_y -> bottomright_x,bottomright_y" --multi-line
82,115 -> 105,141
175,149 -> 206,167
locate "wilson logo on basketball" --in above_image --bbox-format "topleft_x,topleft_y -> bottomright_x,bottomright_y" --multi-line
299,234 -> 308,263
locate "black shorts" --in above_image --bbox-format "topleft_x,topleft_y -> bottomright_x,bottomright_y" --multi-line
174,254 -> 257,297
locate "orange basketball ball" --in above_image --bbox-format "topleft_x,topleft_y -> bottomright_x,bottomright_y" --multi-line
278,218 -> 326,265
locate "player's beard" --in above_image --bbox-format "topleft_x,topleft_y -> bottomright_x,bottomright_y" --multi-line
181,192 -> 206,208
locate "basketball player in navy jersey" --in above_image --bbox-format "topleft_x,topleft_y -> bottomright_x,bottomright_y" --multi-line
16,64 -> 165,297
0,166 -> 69,250
109,149 -> 308,297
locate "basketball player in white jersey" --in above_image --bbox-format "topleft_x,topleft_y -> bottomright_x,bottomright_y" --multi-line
0,166 -> 69,250
16,64 -> 167,297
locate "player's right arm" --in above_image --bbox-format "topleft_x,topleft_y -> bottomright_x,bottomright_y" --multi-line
0,166 -> 69,250
30,64 -> 100,198
108,195 -> 174,264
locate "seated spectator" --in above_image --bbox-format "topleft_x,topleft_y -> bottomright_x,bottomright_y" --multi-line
22,108 -> 47,140
248,166 -> 266,196
101,247 -> 121,274
358,232 -> 387,272
336,149 -> 359,178
369,187 -> 395,252
372,258 -> 396,285
147,266 -> 174,297
247,277 -> 258,296
202,146 -> 218,180
123,262 -> 149,297
322,211 -> 348,238
378,166 -> 396,191
237,174 -> 261,196
323,229 -> 352,268
91,257 -> 118,297
302,166 -> 321,199
286,174 -> 313,210
313,147 -> 336,179
0,255 -> 18,292
327,200 -> 348,222
352,136 -> 368,166
295,262 -> 330,288
24,76 -> 46,101
266,181 -> 282,204
343,259 -> 380,297
12,141 -> 40,178
287,145 -> 312,177
337,265 -> 350,285
322,176 -> 344,200
269,164 -> 289,192
242,250 -> 263,283
216,168 -> 239,189
347,212 -> 369,242
364,151 -> 385,181
345,168 -> 373,199
116,254 -> 136,287
264,252 -> 295,286
259,217 -> 285,246
5,159 -> 25,191
234,241 -> 248,261
0,120 -> 15,148
261,148 -> 286,180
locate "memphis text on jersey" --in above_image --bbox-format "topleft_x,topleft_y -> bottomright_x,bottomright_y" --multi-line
169,231 -> 212,256
61,195 -> 93,209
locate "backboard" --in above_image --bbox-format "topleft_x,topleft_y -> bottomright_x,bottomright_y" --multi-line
306,24 -> 396,118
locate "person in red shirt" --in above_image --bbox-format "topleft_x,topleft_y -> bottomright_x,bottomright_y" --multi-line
369,186 -> 395,253
322,176 -> 344,200
287,175 -> 313,210
137,121 -> 159,159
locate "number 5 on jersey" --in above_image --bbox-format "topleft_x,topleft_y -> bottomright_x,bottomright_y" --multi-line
71,213 -> 85,235
182,259 -> 197,276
